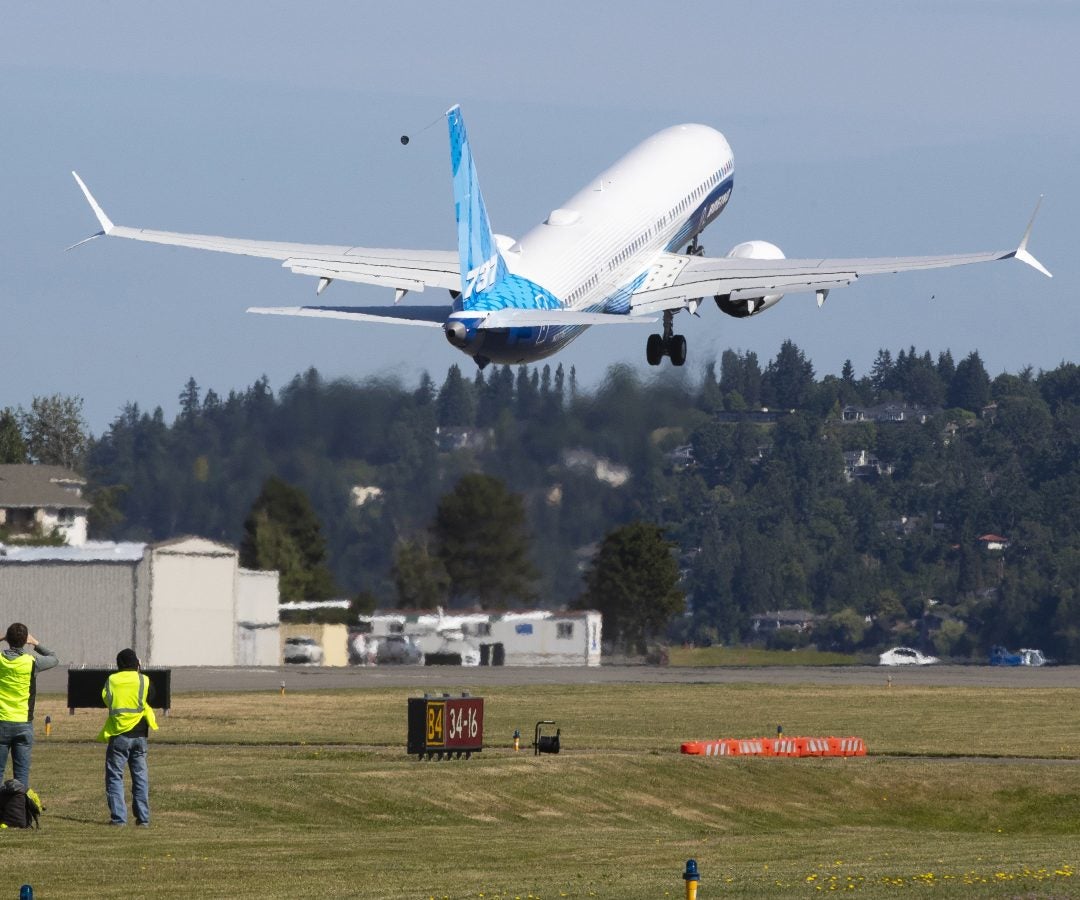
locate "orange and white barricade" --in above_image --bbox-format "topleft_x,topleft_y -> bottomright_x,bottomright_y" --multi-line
772,737 -> 800,757
681,739 -> 740,756
828,736 -> 867,756
682,735 -> 866,758
736,738 -> 773,756
797,736 -> 832,757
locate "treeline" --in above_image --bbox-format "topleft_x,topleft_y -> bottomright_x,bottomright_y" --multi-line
51,342 -> 1080,660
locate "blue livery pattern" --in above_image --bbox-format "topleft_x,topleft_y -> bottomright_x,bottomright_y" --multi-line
447,106 -> 509,309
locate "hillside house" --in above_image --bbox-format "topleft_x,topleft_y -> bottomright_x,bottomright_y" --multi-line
0,464 -> 91,546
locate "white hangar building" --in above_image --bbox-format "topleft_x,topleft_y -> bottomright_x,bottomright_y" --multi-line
0,536 -> 279,667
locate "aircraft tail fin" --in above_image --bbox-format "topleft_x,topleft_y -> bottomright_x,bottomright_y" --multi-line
447,105 -> 508,310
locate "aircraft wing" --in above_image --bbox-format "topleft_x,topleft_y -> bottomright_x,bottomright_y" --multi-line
248,305 -> 450,327
71,172 -> 460,294
631,203 -> 1051,316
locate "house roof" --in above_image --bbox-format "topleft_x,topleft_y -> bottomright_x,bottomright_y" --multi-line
0,464 -> 91,510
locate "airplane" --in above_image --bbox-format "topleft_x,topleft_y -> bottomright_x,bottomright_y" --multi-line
72,105 -> 1051,370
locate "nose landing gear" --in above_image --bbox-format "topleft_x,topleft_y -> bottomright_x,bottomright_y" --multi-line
646,310 -> 687,366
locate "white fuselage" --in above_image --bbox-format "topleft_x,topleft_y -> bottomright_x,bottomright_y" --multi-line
466,125 -> 735,364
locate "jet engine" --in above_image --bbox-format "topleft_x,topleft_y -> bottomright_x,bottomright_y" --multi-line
714,240 -> 786,318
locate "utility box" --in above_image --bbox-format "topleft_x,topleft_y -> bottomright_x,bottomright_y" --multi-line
67,669 -> 172,714
407,694 -> 484,760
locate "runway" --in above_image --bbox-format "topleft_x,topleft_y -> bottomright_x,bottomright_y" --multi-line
38,663 -> 1080,693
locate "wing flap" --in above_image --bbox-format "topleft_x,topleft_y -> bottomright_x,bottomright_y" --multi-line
478,309 -> 656,329
632,249 -> 1023,314
284,253 -> 460,292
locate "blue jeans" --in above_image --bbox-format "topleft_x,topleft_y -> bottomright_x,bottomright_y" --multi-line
105,734 -> 150,825
0,721 -> 34,787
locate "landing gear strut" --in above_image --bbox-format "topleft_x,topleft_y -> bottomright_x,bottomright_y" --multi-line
646,311 -> 687,367
686,236 -> 705,257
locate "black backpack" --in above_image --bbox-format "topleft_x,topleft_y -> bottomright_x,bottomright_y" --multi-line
0,779 -> 41,829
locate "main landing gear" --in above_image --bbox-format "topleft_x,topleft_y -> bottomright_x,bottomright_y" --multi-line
646,310 -> 687,367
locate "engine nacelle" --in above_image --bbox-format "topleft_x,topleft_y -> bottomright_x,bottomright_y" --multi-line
714,240 -> 786,318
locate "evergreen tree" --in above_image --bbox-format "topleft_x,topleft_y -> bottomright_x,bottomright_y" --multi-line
392,538 -> 450,609
949,351 -> 992,412
869,348 -> 894,396
432,473 -> 538,608
762,340 -> 815,409
240,476 -> 336,600
178,377 -> 200,424
436,364 -> 475,427
0,409 -> 28,463
579,522 -> 684,653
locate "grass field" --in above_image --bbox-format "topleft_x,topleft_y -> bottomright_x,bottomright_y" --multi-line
5,681 -> 1079,898
667,646 -> 863,667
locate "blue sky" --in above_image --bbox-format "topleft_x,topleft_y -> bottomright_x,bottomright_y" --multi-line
3,1 -> 1076,433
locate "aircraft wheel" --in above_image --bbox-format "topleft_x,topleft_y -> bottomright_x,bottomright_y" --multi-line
646,334 -> 664,366
670,335 -> 687,366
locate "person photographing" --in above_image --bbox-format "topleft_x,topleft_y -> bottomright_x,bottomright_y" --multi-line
99,649 -> 158,827
0,623 -> 59,787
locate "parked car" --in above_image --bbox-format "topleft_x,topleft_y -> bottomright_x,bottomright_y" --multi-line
283,636 -> 324,665
990,646 -> 1048,666
879,646 -> 938,666
375,634 -> 425,665
989,645 -> 1023,666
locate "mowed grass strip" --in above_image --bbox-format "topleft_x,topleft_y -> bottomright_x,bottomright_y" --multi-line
7,683 -> 1078,898
668,646 -> 862,667
34,681 -> 1080,758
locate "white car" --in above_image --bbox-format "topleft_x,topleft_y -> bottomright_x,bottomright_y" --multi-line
879,646 -> 939,666
283,636 -> 324,665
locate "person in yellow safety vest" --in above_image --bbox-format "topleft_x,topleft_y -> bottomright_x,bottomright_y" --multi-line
1,622 -> 59,788
98,648 -> 158,827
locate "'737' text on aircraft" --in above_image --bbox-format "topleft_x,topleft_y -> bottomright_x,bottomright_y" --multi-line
72,105 -> 1050,369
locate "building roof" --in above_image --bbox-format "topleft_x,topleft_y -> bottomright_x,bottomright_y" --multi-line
0,464 -> 91,510
0,540 -> 146,564
151,536 -> 237,557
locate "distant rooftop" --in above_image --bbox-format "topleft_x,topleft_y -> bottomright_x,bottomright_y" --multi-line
0,540 -> 147,563
0,464 -> 91,510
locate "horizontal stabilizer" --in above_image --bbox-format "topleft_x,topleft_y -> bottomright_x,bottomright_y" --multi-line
247,305 -> 448,328
478,309 -> 656,329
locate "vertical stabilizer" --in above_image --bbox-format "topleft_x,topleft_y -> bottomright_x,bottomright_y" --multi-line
447,105 -> 507,309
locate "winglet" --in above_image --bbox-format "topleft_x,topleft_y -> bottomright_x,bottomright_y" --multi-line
71,171 -> 115,235
1011,196 -> 1052,278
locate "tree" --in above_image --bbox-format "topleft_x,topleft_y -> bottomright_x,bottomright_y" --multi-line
762,340 -> 814,409
431,473 -> 537,608
579,522 -> 684,653
436,364 -> 475,427
0,408 -> 28,463
949,351 -> 992,412
21,394 -> 88,469
392,538 -> 450,609
177,377 -> 201,424
240,476 -> 336,601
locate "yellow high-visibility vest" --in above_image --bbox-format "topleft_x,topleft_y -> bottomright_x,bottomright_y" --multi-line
0,653 -> 34,723
97,670 -> 159,741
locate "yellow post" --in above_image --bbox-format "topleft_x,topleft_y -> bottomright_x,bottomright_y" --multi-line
683,859 -> 699,899
44,715 -> 52,737
280,680 -> 286,697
